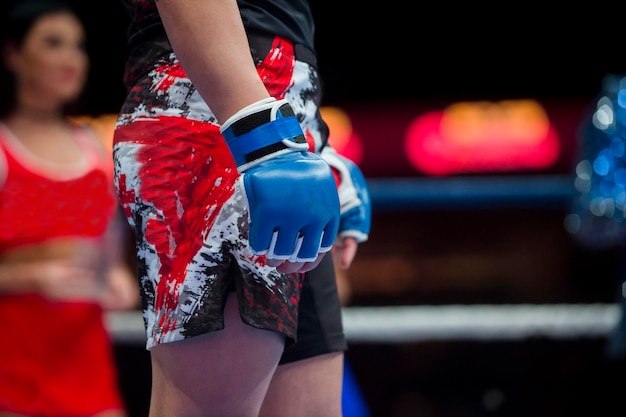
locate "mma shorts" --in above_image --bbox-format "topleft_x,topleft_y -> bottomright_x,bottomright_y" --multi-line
113,31 -> 347,360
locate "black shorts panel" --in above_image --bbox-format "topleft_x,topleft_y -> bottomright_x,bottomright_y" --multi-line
279,254 -> 348,364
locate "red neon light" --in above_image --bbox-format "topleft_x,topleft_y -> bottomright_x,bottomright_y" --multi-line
322,107 -> 364,164
404,100 -> 561,176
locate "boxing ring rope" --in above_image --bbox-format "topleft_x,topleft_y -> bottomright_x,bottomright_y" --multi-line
107,176 -> 621,344
106,304 -> 621,344
366,174 -> 575,210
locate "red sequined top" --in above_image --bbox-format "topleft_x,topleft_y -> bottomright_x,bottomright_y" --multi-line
0,123 -> 117,252
0,122 -> 125,415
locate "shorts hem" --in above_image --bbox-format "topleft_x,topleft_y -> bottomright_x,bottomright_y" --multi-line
279,333 -> 348,365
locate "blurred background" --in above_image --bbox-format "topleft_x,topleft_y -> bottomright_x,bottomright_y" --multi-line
8,2 -> 626,416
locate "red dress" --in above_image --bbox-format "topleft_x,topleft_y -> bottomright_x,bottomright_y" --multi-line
0,123 -> 126,416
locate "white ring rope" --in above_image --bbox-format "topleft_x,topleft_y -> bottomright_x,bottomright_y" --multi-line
106,177 -> 617,344
106,303 -> 622,344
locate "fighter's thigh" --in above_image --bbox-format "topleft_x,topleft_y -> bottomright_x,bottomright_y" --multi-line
149,294 -> 286,417
260,351 -> 344,417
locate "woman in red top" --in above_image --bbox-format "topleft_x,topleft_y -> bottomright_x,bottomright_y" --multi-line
0,1 -> 139,416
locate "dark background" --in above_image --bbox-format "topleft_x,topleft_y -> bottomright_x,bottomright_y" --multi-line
4,2 -> 626,416
51,3 -> 626,417
5,2 -> 626,113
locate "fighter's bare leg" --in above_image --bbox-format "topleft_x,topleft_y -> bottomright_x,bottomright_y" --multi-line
260,351 -> 344,417
148,294 -> 286,417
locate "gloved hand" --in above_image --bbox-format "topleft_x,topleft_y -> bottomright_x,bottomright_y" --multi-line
221,97 -> 340,270
320,146 -> 371,244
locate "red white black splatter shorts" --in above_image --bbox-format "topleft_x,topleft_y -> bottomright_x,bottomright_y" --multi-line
113,33 -> 347,359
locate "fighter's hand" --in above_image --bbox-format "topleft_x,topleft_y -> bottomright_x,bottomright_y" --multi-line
332,236 -> 359,270
221,98 -> 340,272
320,147 -> 371,269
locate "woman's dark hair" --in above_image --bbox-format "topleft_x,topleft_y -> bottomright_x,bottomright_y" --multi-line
0,0 -> 84,117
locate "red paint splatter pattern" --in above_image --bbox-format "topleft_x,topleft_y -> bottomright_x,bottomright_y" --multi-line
112,43 -> 321,347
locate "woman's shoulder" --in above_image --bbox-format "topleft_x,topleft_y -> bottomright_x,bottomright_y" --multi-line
69,117 -> 113,157
69,114 -> 114,142
68,116 -> 115,180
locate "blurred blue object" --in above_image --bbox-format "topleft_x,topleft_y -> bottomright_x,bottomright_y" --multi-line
567,74 -> 626,361
342,359 -> 371,417
566,74 -> 626,249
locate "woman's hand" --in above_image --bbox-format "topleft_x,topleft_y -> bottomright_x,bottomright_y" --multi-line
98,263 -> 140,311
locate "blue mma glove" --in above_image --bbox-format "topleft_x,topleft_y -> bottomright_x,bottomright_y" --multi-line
320,146 -> 371,243
221,97 -> 340,262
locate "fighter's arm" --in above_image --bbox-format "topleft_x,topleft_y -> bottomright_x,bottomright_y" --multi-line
155,0 -> 269,122
154,0 -> 341,273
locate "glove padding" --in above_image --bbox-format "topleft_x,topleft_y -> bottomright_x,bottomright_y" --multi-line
320,146 -> 371,243
221,97 -> 340,262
